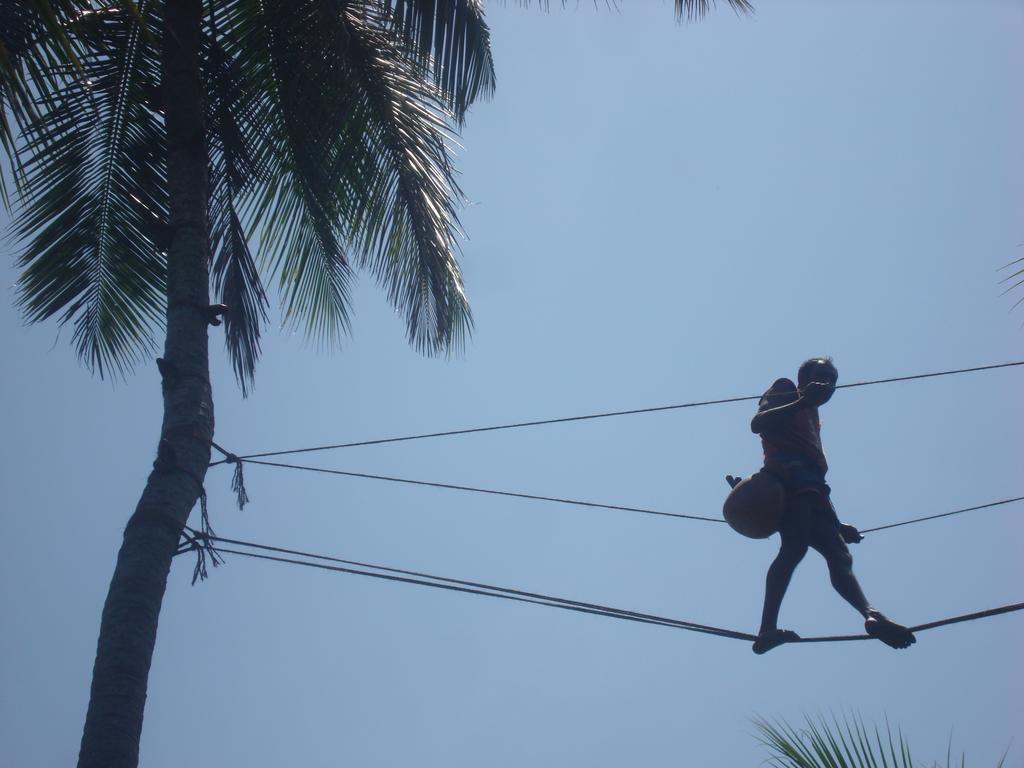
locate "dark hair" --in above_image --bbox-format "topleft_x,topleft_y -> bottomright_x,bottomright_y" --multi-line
798,356 -> 837,386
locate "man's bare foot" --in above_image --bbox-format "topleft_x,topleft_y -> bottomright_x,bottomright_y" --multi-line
864,611 -> 916,649
752,628 -> 799,655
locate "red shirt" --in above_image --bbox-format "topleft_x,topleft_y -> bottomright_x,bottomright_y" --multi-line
758,378 -> 828,475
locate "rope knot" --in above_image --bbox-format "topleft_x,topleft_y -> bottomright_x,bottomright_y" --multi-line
230,459 -> 250,511
173,486 -> 223,584
178,517 -> 223,585
210,441 -> 250,510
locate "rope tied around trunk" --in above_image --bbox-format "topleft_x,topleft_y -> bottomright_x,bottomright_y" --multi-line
165,441 -> 244,582
212,440 -> 249,511
168,473 -> 226,583
176,507 -> 223,585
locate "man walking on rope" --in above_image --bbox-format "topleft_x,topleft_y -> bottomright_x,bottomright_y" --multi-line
745,357 -> 916,654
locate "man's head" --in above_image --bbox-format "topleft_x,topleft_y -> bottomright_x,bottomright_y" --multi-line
794,360 -> 835,409
797,356 -> 838,387
798,357 -> 838,405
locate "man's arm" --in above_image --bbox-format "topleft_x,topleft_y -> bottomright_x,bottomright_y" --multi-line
750,378 -> 802,434
750,397 -> 804,434
839,523 -> 864,544
827,499 -> 863,545
750,381 -> 834,434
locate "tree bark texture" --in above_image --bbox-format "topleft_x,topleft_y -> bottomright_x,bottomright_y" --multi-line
78,2 -> 213,766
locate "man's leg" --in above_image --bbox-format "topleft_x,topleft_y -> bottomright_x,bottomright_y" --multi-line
808,514 -> 870,616
810,504 -> 916,650
753,495 -> 812,654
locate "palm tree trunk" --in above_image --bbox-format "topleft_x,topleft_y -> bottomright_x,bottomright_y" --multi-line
77,2 -> 212,766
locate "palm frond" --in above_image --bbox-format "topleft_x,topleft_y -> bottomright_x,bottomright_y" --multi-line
223,0 -> 357,346
204,13 -> 270,393
754,714 -> 1007,768
0,3 -> 38,159
999,253 -> 1024,312
341,3 -> 472,354
379,0 -> 496,122
676,0 -> 754,21
219,0 -> 470,354
756,714 -> 916,768
12,3 -> 166,377
209,192 -> 267,396
0,1 -> 91,201
508,1 -> 753,22
0,1 -> 86,121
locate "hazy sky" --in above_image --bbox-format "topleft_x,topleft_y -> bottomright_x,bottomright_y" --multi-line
2,1 -> 1022,766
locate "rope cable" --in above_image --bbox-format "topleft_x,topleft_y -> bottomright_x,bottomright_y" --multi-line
211,393 -> 759,463
858,496 -> 1024,534
210,360 -> 1024,464
905,601 -> 1024,633
202,535 -> 1024,644
206,535 -> 749,638
243,458 -> 725,524
237,457 -> 1023,534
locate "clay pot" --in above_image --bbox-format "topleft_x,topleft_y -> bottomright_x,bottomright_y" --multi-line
723,471 -> 785,539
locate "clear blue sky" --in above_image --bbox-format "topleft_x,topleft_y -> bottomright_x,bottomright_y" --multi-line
2,1 -> 1022,766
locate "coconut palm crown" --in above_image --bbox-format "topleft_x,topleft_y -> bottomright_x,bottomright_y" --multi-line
4,2 -> 496,766
5,0 -> 499,392
4,0 -> 753,385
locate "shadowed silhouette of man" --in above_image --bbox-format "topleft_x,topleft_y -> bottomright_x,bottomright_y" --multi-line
743,357 -> 916,654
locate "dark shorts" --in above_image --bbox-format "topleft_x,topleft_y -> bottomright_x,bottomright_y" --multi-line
764,455 -> 830,505
767,457 -> 847,557
778,492 -> 848,561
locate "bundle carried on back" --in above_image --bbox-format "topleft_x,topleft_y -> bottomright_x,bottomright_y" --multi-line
722,471 -> 784,539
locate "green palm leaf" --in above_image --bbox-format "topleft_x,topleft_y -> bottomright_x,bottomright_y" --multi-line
0,0 -> 91,201
204,16 -> 270,394
7,0 -> 747,380
756,715 -> 915,768
676,0 -> 754,20
208,172 -> 268,395
219,0 -> 471,354
511,1 -> 753,22
340,3 -> 472,353
224,0 -> 357,346
754,714 -> 1007,768
0,3 -> 41,162
380,0 -> 496,122
1000,254 -> 1024,311
13,2 -> 166,377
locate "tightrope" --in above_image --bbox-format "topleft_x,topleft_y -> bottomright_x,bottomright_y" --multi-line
193,533 -> 1024,644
